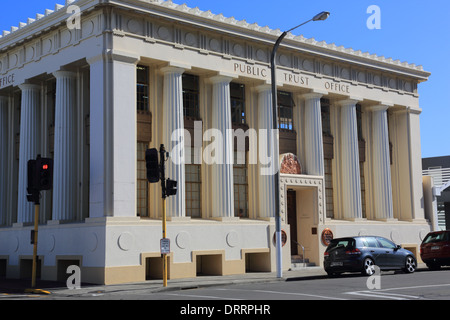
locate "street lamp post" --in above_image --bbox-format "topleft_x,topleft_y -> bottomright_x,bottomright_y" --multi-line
271,11 -> 330,279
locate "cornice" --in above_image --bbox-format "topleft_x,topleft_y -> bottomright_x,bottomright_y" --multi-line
0,0 -> 431,81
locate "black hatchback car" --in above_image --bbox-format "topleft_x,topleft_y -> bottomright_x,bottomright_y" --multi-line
324,236 -> 417,276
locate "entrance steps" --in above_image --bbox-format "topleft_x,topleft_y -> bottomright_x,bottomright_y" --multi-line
290,255 -> 316,270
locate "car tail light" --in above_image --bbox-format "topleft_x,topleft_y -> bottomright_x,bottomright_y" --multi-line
345,248 -> 361,255
324,251 -> 329,257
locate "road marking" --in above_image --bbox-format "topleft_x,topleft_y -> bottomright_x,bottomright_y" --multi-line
163,292 -> 244,300
345,284 -> 450,300
345,291 -> 422,300
214,288 -> 348,300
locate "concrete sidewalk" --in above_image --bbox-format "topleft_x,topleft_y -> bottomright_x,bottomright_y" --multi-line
1,264 -> 428,298
0,267 -> 327,297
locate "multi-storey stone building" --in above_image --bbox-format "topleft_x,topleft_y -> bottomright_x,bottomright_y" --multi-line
0,0 -> 432,284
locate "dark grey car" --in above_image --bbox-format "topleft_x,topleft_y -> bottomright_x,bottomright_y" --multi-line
324,236 -> 417,276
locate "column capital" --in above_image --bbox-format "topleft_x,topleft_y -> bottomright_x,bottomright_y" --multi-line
209,74 -> 234,85
367,104 -> 390,112
160,66 -> 185,75
255,83 -> 272,93
53,70 -> 77,79
302,92 -> 324,101
336,98 -> 361,107
86,50 -> 140,66
18,83 -> 40,91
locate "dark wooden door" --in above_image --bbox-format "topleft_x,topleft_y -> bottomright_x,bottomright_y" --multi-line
287,190 -> 298,255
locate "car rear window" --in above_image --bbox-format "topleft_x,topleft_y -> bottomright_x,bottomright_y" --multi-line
326,238 -> 355,251
359,237 -> 379,248
423,232 -> 450,244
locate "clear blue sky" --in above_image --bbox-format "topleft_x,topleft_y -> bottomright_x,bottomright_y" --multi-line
1,0 -> 449,158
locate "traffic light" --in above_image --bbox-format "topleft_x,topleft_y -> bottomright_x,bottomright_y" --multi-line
146,148 -> 160,183
36,157 -> 53,191
27,156 -> 54,198
166,179 -> 177,197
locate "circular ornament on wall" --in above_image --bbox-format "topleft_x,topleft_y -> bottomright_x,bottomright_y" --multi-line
185,33 -> 196,46
176,231 -> 191,250
158,26 -> 170,40
118,232 -> 134,251
256,49 -> 266,61
302,59 -> 313,71
127,19 -> 141,34
209,38 -> 220,51
233,44 -> 244,56
10,236 -> 19,253
88,232 -> 98,252
279,54 -> 289,67
323,64 -> 332,76
340,68 -> 350,79
226,231 -> 240,248
46,234 -> 56,253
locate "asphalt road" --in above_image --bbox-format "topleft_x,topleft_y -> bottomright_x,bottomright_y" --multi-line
3,268 -> 449,302
137,269 -> 450,301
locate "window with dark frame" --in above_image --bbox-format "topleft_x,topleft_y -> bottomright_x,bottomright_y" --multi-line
321,98 -> 334,219
137,65 -> 149,111
321,98 -> 332,137
185,147 -> 202,218
182,74 -> 200,119
233,152 -> 248,218
230,82 -> 246,125
136,142 -> 149,217
278,91 -> 294,131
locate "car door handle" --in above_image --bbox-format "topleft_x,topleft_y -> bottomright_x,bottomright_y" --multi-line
370,250 -> 375,253
385,251 -> 390,253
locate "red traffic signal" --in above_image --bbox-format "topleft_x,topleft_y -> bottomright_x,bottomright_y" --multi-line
27,156 -> 54,199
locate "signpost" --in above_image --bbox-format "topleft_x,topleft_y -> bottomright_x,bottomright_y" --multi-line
146,144 -> 177,287
26,155 -> 53,293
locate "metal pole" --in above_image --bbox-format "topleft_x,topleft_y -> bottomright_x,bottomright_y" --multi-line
31,200 -> 39,288
160,144 -> 168,288
271,31 -> 288,279
162,198 -> 168,287
270,12 -> 329,278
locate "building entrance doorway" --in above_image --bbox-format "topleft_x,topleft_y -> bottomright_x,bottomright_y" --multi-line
287,190 -> 298,256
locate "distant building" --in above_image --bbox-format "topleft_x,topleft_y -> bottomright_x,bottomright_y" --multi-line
423,156 -> 450,230
0,0 -> 432,285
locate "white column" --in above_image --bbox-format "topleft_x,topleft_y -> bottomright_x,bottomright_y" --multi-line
51,71 -> 77,222
87,52 -> 138,219
370,105 -> 394,220
162,66 -> 186,219
0,96 -> 8,226
17,84 -> 40,224
256,84 -> 276,219
303,92 -> 324,176
210,75 -> 235,219
338,99 -> 362,220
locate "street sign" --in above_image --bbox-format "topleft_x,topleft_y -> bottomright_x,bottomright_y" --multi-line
160,238 -> 170,255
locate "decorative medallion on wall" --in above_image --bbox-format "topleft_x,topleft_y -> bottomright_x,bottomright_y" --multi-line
321,228 -> 334,246
280,153 -> 302,175
272,230 -> 288,247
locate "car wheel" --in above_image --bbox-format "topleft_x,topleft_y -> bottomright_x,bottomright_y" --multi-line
362,258 -> 376,276
403,256 -> 416,273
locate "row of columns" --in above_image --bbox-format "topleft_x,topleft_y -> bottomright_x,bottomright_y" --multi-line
161,68 -> 238,219
0,58 -> 395,223
0,72 -> 77,225
302,94 -> 394,221
160,72 -> 394,221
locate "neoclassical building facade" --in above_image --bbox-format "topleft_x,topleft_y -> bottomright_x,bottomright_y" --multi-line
0,0 -> 432,284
